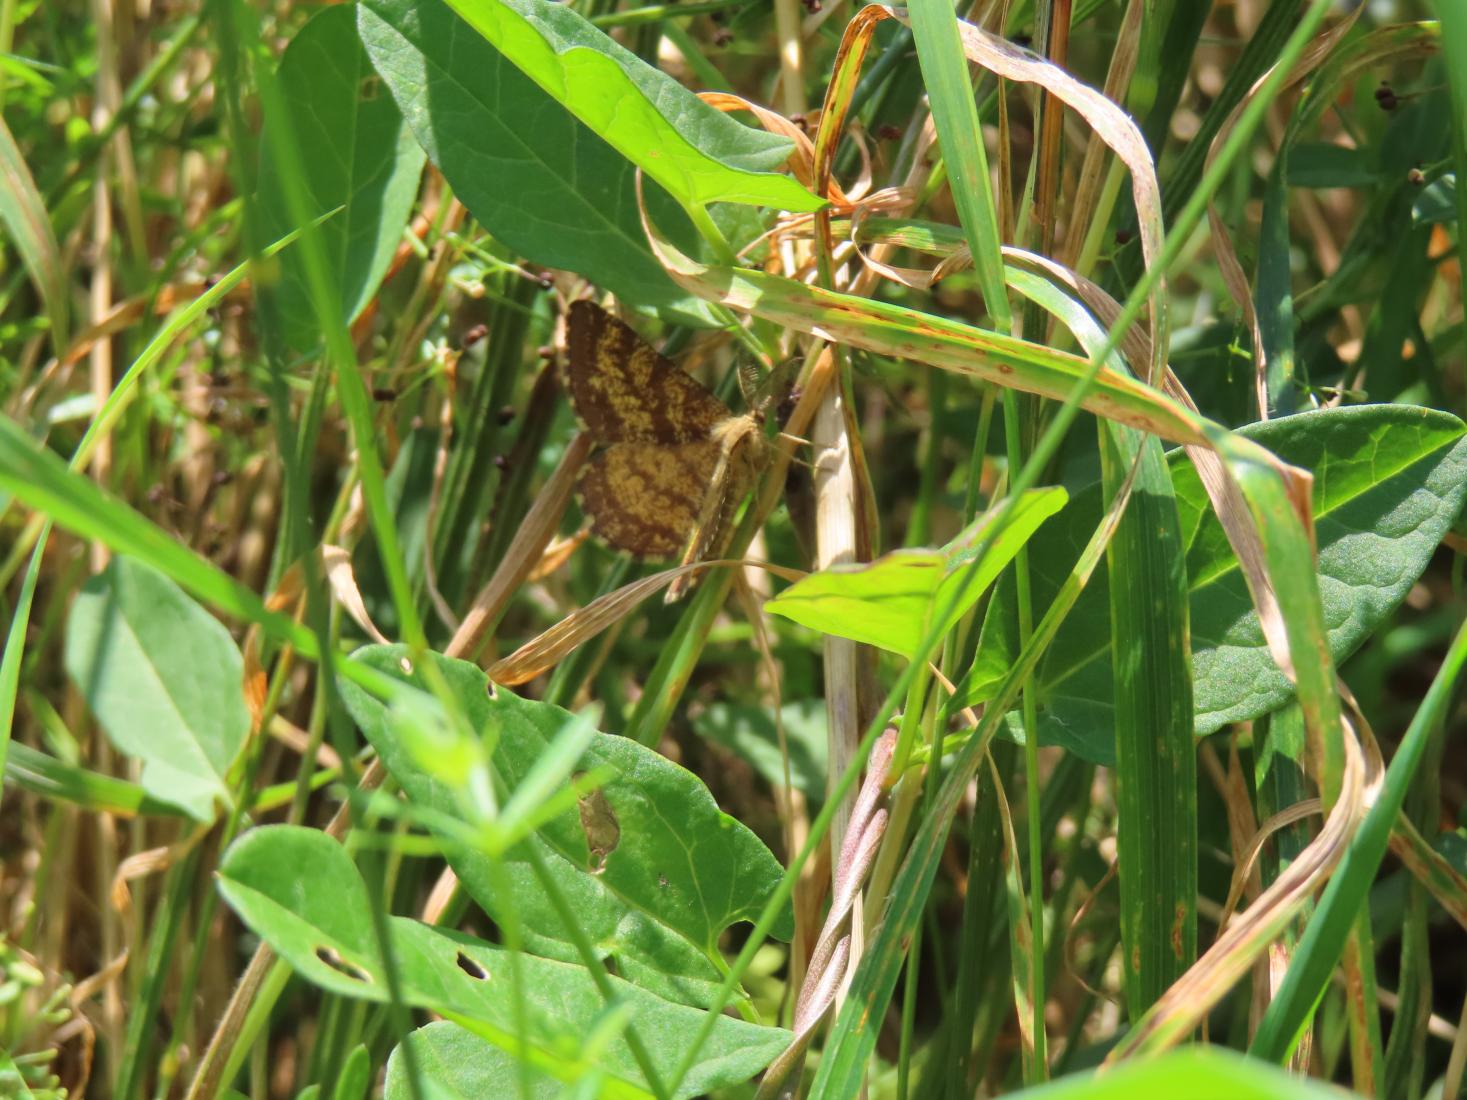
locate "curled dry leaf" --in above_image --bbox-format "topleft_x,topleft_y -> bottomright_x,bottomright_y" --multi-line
489,558 -> 805,686
322,544 -> 390,646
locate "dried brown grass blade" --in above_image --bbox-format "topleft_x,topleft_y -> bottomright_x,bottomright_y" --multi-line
488,557 -> 804,686
323,544 -> 390,646
448,431 -> 592,662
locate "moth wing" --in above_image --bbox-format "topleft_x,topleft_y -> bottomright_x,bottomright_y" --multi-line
564,301 -> 731,444
577,440 -> 722,560
665,419 -> 766,602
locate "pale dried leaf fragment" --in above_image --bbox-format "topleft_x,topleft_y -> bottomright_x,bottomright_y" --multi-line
322,544 -> 390,646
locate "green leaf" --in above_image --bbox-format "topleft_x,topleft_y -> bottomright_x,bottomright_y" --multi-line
359,0 -> 721,319
218,825 -> 790,1098
0,414 -> 317,661
331,1045 -> 373,1100
1008,1046 -> 1356,1099
1412,174 -> 1457,224
690,700 -> 828,804
764,487 -> 1068,658
439,0 -> 817,212
0,112 -> 67,351
968,405 -> 1467,762
385,1022 -> 571,1099
63,556 -> 249,821
339,645 -> 793,1009
1285,142 -> 1380,188
906,0 -> 1008,325
1103,425 -> 1196,1014
4,741 -> 191,817
259,3 -> 426,351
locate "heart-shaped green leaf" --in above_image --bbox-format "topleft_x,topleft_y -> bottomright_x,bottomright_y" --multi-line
968,404 -> 1467,762
219,826 -> 789,1098
440,0 -> 818,212
339,646 -> 793,1010
764,487 -> 1068,658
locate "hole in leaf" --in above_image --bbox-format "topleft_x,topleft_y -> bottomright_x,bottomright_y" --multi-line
456,951 -> 489,980
575,775 -> 620,873
398,656 -> 414,675
314,946 -> 371,983
603,954 -> 619,979
486,680 -> 500,700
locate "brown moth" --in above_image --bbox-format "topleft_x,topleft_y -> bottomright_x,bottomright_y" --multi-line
561,300 -> 769,602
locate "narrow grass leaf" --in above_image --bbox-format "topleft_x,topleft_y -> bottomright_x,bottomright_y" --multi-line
0,414 -> 316,657
1250,617 -> 1467,1064
905,0 -> 1008,324
0,112 -> 67,350
1103,424 -> 1196,1014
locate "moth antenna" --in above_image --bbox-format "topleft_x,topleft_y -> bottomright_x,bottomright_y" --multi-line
736,358 -> 762,408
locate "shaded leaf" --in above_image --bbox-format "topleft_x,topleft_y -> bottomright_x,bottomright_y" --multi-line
360,0 -> 716,319
0,112 -> 66,350
691,700 -> 828,804
259,3 -> 426,350
219,826 -> 789,1098
339,645 -> 792,1010
968,405 -> 1467,763
64,556 -> 248,821
440,0 -> 816,211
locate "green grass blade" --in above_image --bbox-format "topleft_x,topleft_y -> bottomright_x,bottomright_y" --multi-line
0,111 -> 66,351
906,0 -> 1009,327
1103,424 -> 1196,1017
1250,616 -> 1467,1064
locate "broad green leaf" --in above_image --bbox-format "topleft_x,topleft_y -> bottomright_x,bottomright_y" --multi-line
439,0 -> 817,212
359,0 -> 719,319
259,3 -> 426,351
1008,1047 -> 1355,1099
387,1023 -> 560,1099
968,405 -> 1467,763
1412,174 -> 1457,224
219,826 -> 788,1098
63,556 -> 249,821
764,487 -> 1067,658
339,645 -> 793,1010
690,701 -> 828,804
